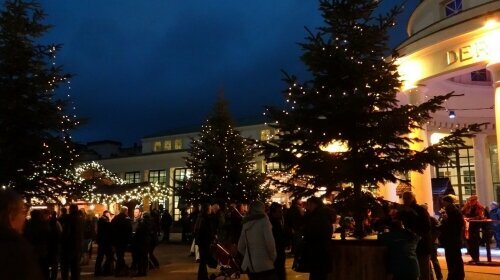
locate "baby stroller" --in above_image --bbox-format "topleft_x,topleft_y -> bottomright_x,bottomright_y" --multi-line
209,241 -> 242,280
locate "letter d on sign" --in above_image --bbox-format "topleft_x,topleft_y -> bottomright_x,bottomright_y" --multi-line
447,51 -> 458,65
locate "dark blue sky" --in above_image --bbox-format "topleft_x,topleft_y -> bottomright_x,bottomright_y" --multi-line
39,0 -> 418,146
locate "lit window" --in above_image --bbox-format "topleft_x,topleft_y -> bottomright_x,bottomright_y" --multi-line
153,141 -> 162,152
174,139 -> 182,150
266,162 -> 282,172
444,0 -> 462,17
164,140 -> 172,150
125,171 -> 141,184
148,170 -> 166,184
470,69 -> 489,82
260,129 -> 272,140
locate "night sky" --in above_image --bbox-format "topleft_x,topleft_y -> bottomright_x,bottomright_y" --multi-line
37,0 -> 419,146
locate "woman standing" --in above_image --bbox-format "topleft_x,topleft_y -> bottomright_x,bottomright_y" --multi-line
238,201 -> 277,280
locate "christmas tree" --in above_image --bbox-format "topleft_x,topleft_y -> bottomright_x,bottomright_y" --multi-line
263,0 -> 482,235
180,94 -> 270,205
0,0 -> 79,199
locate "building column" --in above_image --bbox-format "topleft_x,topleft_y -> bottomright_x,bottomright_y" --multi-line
379,181 -> 399,203
473,133 -> 493,205
406,86 -> 434,214
488,62 -> 500,204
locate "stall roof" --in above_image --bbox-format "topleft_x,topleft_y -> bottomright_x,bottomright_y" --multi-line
431,178 -> 455,195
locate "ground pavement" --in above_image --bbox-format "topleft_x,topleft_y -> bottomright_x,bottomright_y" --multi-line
79,235 -> 500,280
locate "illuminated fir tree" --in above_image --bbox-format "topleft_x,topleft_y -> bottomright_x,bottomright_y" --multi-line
0,0 -> 79,197
263,0 -> 482,236
180,95 -> 270,205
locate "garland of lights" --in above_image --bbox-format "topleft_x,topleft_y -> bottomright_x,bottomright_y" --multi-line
73,162 -> 168,205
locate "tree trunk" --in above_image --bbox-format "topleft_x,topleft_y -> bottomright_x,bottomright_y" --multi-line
352,181 -> 367,239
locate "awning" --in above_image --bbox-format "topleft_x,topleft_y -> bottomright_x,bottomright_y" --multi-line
431,177 -> 455,195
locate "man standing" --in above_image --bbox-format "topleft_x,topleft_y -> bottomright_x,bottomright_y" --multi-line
111,206 -> 132,277
94,210 -> 113,276
303,197 -> 333,280
160,210 -> 173,242
439,195 -> 465,280
401,191 -> 432,280
60,204 -> 83,280
461,195 -> 485,264
131,206 -> 143,273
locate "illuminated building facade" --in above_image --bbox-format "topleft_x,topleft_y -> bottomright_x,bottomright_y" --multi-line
385,0 -> 500,212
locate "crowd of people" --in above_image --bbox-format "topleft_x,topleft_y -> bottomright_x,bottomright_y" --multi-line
377,192 -> 500,280
1,188 -> 500,280
188,197 -> 334,280
189,192 -> 500,280
0,189 -> 174,280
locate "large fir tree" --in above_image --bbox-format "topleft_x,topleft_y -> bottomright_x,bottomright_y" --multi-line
0,0 -> 79,196
180,95 -> 270,205
263,0 -> 482,232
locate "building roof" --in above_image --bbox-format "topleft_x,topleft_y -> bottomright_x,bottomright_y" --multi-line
143,115 -> 267,139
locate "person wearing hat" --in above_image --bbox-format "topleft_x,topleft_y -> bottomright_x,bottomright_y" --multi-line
238,201 -> 277,279
490,201 -> 500,249
461,195 -> 485,264
440,195 -> 465,279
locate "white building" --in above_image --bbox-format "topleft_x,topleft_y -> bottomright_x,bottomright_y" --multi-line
388,0 -> 500,213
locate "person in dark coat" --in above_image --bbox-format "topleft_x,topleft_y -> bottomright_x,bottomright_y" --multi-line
94,210 -> 113,276
285,198 -> 305,255
303,197 -> 333,280
48,210 -> 62,280
111,206 -> 132,277
226,204 -> 243,246
132,212 -> 151,277
145,212 -> 160,269
60,204 -> 83,280
0,190 -> 43,280
131,206 -> 143,272
401,191 -> 432,280
422,204 -> 443,280
269,202 -> 287,280
378,212 -> 420,280
24,209 -> 51,279
195,203 -> 215,280
160,210 -> 173,242
180,209 -> 191,243
440,195 -> 465,280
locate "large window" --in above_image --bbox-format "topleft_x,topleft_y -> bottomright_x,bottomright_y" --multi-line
444,0 -> 462,17
164,140 -> 172,151
148,169 -> 167,184
125,171 -> 141,184
489,145 -> 500,202
153,141 -> 162,152
172,168 -> 192,221
436,146 -> 475,204
174,139 -> 183,150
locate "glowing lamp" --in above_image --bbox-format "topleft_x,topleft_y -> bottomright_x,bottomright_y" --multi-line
320,140 -> 349,153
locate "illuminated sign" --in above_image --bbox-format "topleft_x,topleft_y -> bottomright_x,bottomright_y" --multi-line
446,39 -> 489,65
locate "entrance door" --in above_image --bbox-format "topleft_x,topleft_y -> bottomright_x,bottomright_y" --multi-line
436,146 -> 475,204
